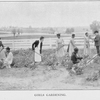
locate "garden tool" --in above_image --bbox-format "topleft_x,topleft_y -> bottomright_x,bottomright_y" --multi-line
31,45 -> 66,65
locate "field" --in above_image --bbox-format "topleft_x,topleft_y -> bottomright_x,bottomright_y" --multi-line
0,32 -> 100,90
0,48 -> 100,90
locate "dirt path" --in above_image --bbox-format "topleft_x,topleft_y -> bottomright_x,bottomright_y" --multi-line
0,66 -> 100,90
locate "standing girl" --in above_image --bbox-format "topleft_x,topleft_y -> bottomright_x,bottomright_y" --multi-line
56,34 -> 65,58
68,34 -> 76,57
84,32 -> 91,57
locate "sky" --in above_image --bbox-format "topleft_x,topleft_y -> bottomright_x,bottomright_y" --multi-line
0,1 -> 100,27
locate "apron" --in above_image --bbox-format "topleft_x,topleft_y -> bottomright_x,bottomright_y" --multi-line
84,36 -> 91,57
69,38 -> 75,57
34,41 -> 41,62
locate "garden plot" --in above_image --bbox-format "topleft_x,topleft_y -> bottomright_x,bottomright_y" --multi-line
0,49 -> 100,90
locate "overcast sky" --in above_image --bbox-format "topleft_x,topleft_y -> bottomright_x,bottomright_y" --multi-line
0,2 -> 100,27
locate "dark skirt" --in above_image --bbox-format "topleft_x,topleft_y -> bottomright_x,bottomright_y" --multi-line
67,44 -> 70,52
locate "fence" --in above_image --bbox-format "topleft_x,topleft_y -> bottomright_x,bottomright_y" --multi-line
2,36 -> 95,50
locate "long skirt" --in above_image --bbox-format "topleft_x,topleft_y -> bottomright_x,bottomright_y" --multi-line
84,44 -> 91,57
69,43 -> 74,57
34,47 -> 41,62
56,45 -> 65,58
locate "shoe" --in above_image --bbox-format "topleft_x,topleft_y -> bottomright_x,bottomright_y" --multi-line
72,67 -> 76,73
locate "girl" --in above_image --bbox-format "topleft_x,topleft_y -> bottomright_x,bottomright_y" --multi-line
32,36 -> 44,64
56,34 -> 65,58
84,32 -> 91,57
69,34 -> 76,57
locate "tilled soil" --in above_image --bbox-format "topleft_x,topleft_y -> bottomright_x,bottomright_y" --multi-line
0,65 -> 100,90
0,49 -> 100,90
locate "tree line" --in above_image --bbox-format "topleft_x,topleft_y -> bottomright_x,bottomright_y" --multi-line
7,20 -> 100,37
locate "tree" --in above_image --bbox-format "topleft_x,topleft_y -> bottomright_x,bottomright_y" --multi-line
90,21 -> 100,32
29,26 -> 32,29
12,28 -> 22,36
49,28 -> 55,34
66,28 -> 74,34
17,29 -> 20,35
70,28 -> 74,33
12,28 -> 16,36
66,28 -> 70,34
17,28 -> 22,35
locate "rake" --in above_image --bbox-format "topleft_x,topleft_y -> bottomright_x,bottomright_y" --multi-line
78,54 -> 98,68
30,45 -> 66,66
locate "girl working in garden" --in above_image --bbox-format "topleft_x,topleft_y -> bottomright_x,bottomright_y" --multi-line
56,34 -> 65,64
68,34 -> 76,57
32,36 -> 44,65
71,48 -> 83,73
84,32 -> 91,58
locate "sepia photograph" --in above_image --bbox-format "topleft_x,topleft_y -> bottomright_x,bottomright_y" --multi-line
0,0 -> 100,91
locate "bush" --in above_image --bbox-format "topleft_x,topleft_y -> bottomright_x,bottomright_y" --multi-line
61,55 -> 73,70
12,49 -> 34,68
86,70 -> 100,81
11,48 -> 100,82
43,54 -> 57,66
12,49 -> 58,68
